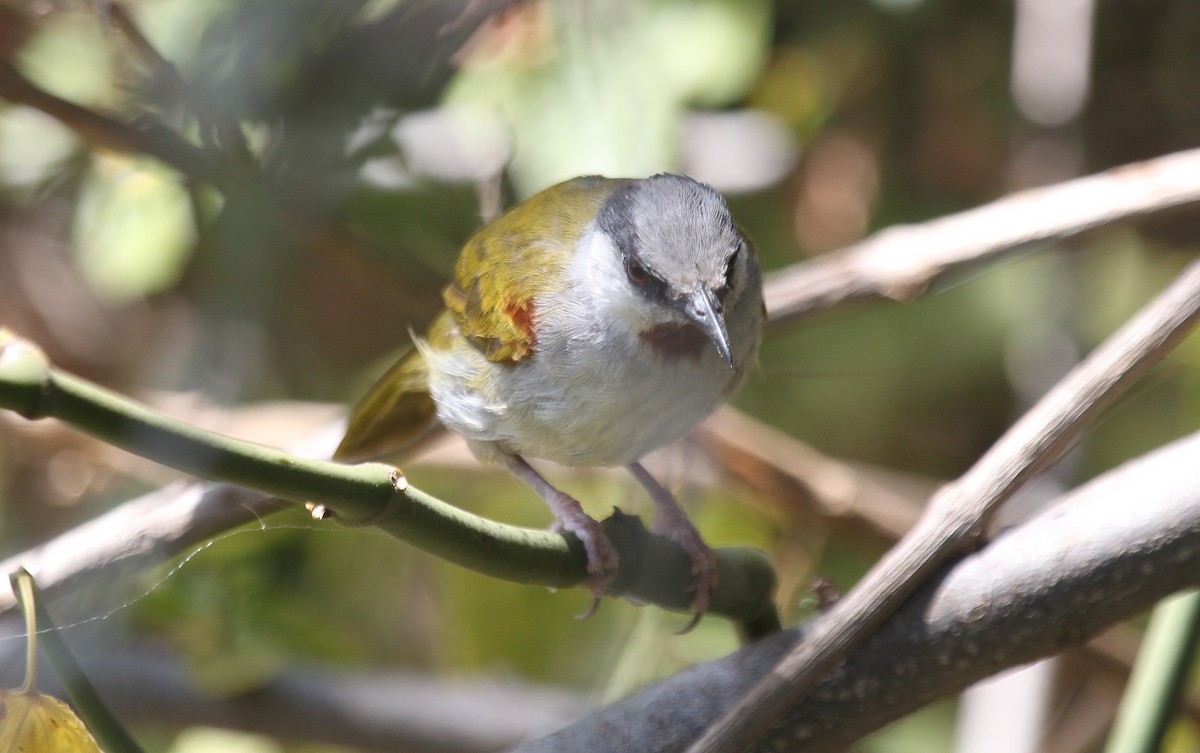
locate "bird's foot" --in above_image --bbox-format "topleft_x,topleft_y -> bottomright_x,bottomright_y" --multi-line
655,520 -> 718,630
551,505 -> 620,615
627,461 -> 718,630
500,454 -> 620,615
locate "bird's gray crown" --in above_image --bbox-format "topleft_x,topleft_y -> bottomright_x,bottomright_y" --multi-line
597,174 -> 741,292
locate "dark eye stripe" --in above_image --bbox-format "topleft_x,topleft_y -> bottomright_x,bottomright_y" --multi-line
719,245 -> 741,296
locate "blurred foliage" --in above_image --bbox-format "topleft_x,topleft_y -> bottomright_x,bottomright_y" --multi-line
0,0 -> 1199,751
446,0 -> 771,194
74,154 -> 196,302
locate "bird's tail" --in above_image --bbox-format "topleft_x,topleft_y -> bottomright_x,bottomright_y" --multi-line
334,345 -> 439,463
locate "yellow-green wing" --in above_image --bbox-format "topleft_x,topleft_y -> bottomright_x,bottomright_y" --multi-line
444,175 -> 625,363
337,176 -> 625,460
334,330 -> 440,462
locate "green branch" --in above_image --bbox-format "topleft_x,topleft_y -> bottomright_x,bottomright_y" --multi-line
1104,589 -> 1200,753
0,331 -> 779,633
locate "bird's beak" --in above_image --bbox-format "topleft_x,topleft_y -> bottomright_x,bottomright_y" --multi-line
683,289 -> 734,367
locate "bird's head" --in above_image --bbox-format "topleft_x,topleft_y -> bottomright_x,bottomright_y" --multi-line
577,174 -> 757,367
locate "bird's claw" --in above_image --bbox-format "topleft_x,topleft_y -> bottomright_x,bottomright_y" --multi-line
553,512 -> 619,617
675,611 -> 704,635
575,596 -> 602,621
654,521 -> 718,621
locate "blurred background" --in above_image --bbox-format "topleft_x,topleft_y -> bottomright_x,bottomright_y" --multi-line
1,0 -> 1199,751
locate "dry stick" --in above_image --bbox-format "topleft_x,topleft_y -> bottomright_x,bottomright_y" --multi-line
0,63 -> 211,180
689,256 -> 1200,753
695,406 -> 930,540
763,147 -> 1200,325
0,480 -> 285,614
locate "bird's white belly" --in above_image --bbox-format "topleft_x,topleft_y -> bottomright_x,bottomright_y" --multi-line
423,324 -> 739,468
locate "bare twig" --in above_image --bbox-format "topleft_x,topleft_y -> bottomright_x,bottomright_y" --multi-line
695,407 -> 930,540
0,62 -> 212,179
764,148 -> 1200,325
689,255 -> 1200,752
517,429 -> 1200,752
0,480 -> 285,614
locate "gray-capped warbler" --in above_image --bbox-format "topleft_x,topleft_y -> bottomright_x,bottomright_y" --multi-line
336,173 -> 765,618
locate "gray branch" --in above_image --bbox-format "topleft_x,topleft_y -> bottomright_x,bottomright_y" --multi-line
516,429 -> 1200,752
763,147 -> 1200,325
690,251 -> 1200,753
0,638 -> 585,753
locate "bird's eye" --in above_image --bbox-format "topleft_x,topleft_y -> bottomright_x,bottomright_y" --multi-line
626,258 -> 651,286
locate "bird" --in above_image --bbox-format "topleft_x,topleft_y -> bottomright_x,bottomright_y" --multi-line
335,173 -> 764,618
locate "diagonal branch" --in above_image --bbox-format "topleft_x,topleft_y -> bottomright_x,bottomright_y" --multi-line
0,62 -> 213,180
764,147 -> 1200,325
689,254 -> 1200,752
517,428 -> 1200,752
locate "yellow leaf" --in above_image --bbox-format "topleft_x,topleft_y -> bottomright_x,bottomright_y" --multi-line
0,688 -> 102,753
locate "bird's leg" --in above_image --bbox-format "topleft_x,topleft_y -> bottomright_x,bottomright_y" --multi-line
628,461 -> 717,620
500,454 -> 620,607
